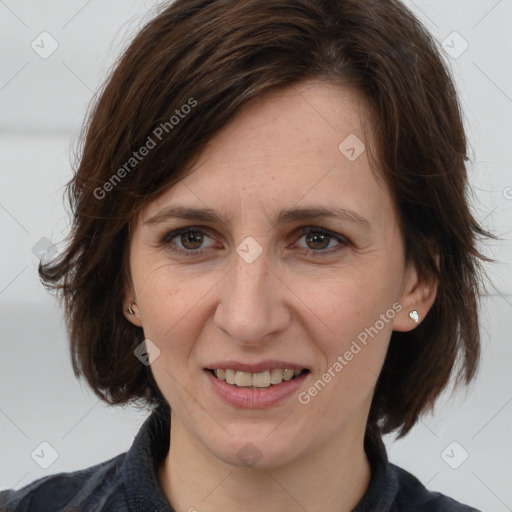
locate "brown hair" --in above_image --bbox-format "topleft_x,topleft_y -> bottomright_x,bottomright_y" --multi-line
39,0 -> 493,437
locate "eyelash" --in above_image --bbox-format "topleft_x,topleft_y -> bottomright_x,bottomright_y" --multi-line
160,226 -> 350,258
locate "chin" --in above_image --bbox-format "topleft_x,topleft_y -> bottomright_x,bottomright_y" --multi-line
201,425 -> 308,470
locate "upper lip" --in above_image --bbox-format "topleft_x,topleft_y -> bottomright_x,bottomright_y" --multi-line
206,360 -> 309,373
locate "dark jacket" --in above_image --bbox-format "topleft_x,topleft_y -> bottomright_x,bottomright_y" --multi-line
0,405 -> 480,511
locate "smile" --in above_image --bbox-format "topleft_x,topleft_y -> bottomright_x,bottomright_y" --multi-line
210,368 -> 308,389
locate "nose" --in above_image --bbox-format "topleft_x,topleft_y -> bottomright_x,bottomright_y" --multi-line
213,245 -> 291,346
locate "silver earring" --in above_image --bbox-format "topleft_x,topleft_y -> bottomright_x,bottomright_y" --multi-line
128,305 -> 135,315
409,310 -> 419,323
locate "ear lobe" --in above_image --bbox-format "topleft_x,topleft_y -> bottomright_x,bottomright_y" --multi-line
392,263 -> 438,332
122,292 -> 143,327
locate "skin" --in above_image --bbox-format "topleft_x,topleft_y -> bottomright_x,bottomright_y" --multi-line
123,79 -> 437,512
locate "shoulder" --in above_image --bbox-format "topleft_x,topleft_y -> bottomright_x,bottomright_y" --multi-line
391,463 -> 481,512
0,453 -> 126,512
359,427 -> 480,512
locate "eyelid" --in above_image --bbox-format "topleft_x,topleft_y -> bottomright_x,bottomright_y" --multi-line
159,224 -> 350,256
160,226 -> 218,250
294,226 -> 349,245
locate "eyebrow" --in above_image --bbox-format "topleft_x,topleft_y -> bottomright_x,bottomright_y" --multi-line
144,205 -> 371,229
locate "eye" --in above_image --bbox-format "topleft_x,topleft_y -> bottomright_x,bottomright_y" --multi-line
161,227 -> 218,255
293,227 -> 349,255
160,225 -> 349,257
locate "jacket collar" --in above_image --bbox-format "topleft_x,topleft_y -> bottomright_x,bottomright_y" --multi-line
122,403 -> 397,512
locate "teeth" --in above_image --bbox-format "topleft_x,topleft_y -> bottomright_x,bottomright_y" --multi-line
252,370 -> 271,388
212,368 -> 305,388
235,371 -> 253,387
270,368 -> 283,384
225,369 -> 236,385
282,369 -> 294,381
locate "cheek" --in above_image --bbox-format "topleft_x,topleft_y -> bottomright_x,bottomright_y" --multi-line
131,258 -> 224,373
140,285 -> 196,355
298,271 -> 397,398
134,267 -> 203,406
306,295 -> 393,425
131,257 -> 186,343
298,266 -> 398,340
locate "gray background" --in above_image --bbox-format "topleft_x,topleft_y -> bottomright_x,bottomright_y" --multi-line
0,1 -> 511,510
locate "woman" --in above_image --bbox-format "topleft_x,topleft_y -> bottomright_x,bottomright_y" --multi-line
0,0 -> 490,510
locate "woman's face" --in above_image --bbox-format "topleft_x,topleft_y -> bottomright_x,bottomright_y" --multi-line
125,80 -> 426,468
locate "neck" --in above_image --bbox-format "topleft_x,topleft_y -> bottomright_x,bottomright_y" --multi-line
158,416 -> 372,512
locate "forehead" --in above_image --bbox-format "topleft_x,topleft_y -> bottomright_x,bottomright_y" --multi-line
196,79 -> 371,167
140,79 -> 390,225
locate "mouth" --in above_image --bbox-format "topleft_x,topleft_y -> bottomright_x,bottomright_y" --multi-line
204,362 -> 311,408
206,367 -> 310,389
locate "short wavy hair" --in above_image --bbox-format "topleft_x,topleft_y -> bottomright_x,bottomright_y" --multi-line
40,0 -> 492,437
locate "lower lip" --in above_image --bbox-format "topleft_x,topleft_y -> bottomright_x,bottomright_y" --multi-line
205,370 -> 309,408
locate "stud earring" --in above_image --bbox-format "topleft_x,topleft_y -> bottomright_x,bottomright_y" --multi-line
409,310 -> 419,323
128,305 -> 135,315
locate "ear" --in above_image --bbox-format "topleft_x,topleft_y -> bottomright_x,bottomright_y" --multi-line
122,287 -> 143,328
392,260 -> 438,332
